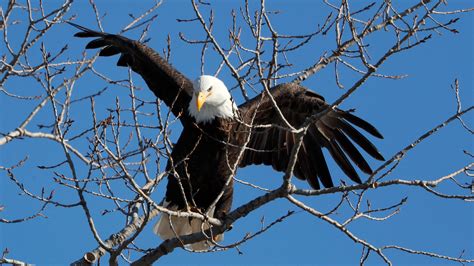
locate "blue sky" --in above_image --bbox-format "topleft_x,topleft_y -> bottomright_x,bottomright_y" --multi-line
1,1 -> 473,265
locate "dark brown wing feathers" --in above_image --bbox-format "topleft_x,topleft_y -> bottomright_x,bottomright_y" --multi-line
341,112 -> 383,139
238,83 -> 384,189
69,22 -> 193,122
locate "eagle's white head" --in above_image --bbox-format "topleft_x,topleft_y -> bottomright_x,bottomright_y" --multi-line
188,75 -> 237,124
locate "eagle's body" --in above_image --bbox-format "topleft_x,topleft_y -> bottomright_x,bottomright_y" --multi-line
71,23 -> 384,250
165,117 -> 238,218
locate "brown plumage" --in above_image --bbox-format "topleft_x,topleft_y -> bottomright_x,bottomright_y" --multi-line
71,22 -> 384,246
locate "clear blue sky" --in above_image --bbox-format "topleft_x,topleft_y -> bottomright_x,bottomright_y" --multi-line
1,1 -> 472,265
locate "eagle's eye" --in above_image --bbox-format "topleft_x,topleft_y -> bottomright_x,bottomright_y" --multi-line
207,86 -> 213,92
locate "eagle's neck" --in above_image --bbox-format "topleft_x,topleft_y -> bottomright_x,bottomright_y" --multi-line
188,98 -> 237,124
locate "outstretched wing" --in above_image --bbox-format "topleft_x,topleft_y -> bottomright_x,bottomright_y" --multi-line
237,83 -> 384,189
70,22 -> 193,122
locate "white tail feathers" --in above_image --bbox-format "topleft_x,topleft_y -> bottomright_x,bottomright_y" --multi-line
153,201 -> 223,251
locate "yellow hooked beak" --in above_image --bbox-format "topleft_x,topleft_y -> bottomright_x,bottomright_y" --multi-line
196,91 -> 211,112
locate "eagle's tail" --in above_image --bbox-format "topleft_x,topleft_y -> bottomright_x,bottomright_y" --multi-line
153,201 -> 223,251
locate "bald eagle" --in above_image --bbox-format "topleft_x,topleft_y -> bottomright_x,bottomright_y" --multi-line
71,23 -> 384,250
